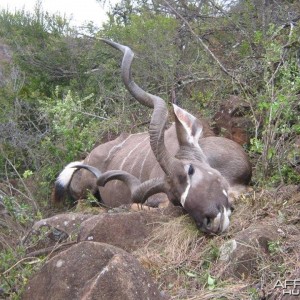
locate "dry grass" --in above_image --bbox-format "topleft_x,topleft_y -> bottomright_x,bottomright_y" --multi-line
134,185 -> 300,299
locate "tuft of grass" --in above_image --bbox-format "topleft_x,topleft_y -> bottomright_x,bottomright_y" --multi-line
145,215 -> 203,265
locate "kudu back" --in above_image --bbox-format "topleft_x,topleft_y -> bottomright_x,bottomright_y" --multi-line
54,40 -> 252,234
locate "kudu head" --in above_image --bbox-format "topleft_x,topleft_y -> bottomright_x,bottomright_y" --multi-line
167,104 -> 233,233
79,39 -> 234,234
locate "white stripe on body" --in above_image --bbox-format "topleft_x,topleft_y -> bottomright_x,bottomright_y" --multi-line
103,133 -> 144,163
119,136 -> 149,171
138,145 -> 152,180
127,137 -> 150,175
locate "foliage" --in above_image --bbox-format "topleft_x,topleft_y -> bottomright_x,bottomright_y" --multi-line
0,191 -> 43,298
248,23 -> 300,185
0,1 -> 300,298
102,13 -> 181,100
40,87 -> 106,156
0,6 -> 73,95
0,246 -> 41,299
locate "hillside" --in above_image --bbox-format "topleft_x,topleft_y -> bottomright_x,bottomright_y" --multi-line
0,1 -> 300,299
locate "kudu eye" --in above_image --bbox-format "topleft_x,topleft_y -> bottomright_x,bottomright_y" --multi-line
188,164 -> 195,176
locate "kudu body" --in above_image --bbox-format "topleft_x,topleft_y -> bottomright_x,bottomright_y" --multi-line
54,40 -> 252,234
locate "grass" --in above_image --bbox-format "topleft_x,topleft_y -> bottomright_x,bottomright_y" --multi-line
133,185 -> 300,299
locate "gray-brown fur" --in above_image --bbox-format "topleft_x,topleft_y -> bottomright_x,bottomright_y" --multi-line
53,40 -> 252,234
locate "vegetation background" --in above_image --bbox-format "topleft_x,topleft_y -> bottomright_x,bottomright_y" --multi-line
0,0 -> 299,298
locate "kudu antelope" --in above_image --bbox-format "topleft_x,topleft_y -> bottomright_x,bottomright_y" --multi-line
53,39 -> 252,234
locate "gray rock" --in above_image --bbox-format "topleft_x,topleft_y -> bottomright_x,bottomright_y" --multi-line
25,213 -> 94,254
219,222 -> 280,279
78,210 -> 167,252
22,241 -> 169,300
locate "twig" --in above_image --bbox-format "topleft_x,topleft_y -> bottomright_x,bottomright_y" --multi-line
130,121 -> 150,133
1,181 -> 37,205
176,77 -> 221,87
76,110 -> 109,120
2,257 -> 40,275
163,0 -> 243,86
25,241 -> 76,258
2,153 -> 38,211
271,16 -> 300,39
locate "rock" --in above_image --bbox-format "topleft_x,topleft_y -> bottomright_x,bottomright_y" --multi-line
219,222 -> 281,279
213,95 -> 252,145
25,213 -> 94,254
0,214 -> 23,251
274,185 -> 299,202
32,212 -> 94,234
219,239 -> 237,261
25,206 -> 184,256
78,210 -> 173,252
22,241 -> 169,300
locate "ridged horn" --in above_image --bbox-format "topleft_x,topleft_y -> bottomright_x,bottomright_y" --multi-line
131,177 -> 168,203
71,164 -> 102,177
71,164 -> 168,203
98,171 -> 168,203
96,170 -> 140,189
101,39 -> 174,177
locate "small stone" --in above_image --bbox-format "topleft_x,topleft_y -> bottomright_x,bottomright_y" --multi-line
219,239 -> 237,261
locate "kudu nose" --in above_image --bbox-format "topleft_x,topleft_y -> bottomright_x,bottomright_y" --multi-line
201,206 -> 231,234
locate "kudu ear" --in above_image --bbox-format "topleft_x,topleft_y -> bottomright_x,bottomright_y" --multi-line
173,104 -> 203,148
